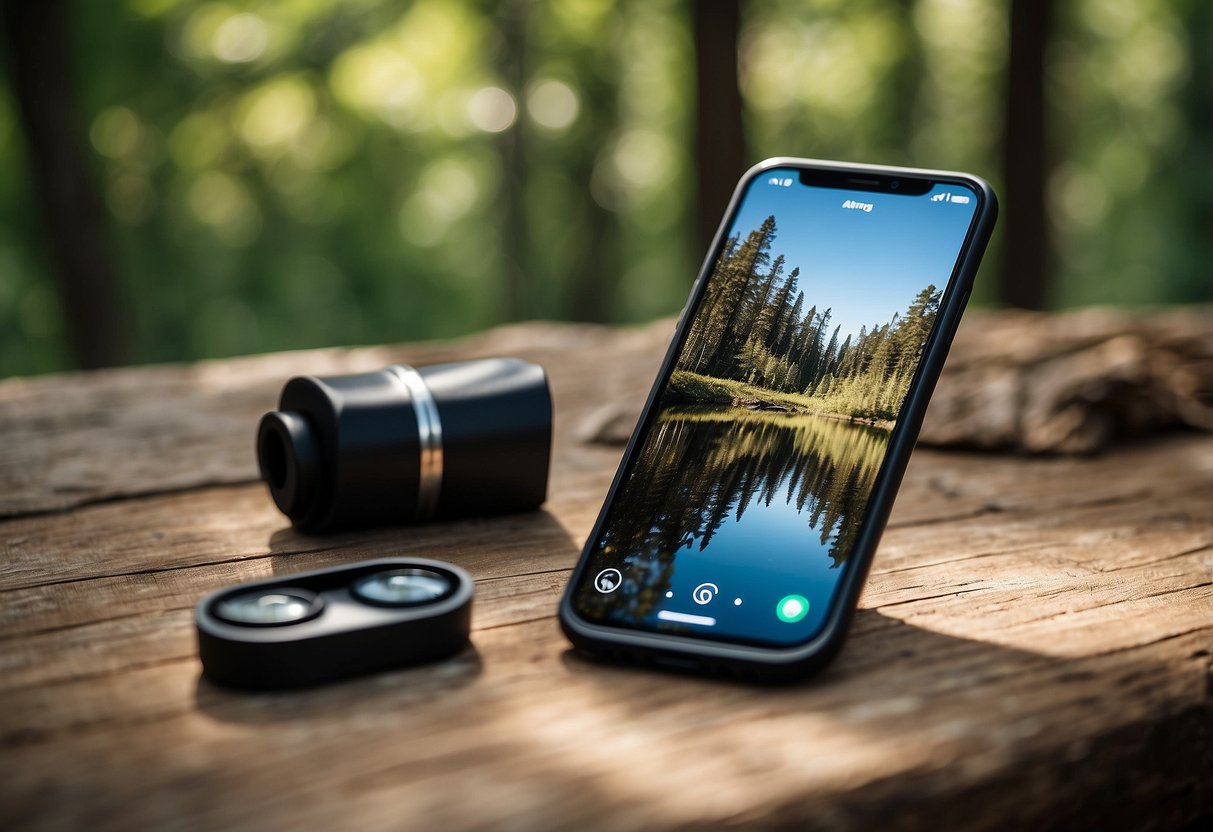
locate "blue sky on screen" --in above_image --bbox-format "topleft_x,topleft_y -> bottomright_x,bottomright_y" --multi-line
726,170 -> 977,342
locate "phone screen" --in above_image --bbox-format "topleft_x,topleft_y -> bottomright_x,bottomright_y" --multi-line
571,167 -> 981,647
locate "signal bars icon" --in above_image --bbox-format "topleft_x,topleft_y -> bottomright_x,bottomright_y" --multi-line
931,192 -> 972,204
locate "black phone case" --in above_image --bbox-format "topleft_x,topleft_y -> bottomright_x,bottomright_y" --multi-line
558,157 -> 998,682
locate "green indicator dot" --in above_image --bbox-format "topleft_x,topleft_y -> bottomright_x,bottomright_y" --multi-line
776,594 -> 810,623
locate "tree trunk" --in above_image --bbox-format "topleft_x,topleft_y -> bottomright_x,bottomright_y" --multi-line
1,0 -> 131,367
1181,1 -> 1213,302
693,0 -> 746,256
497,0 -> 529,321
1000,0 -> 1052,310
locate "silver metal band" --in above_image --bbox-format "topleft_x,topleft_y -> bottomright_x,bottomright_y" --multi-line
387,365 -> 444,520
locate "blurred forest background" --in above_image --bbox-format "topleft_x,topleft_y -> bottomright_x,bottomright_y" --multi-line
0,0 -> 1209,376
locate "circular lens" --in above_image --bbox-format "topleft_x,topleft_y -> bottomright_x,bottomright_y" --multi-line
890,180 -> 900,190
351,568 -> 452,607
213,588 -> 324,626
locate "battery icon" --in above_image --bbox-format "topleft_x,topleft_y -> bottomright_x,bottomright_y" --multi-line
951,194 -> 971,204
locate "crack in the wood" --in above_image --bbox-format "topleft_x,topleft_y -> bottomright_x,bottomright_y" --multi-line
1092,542 -> 1213,573
981,583 -> 1213,630
1059,488 -> 1156,511
887,483 -> 1205,532
872,587 -> 989,609
0,652 -> 197,699
874,543 -> 1048,576
887,505 -> 1002,530
1081,625 -> 1213,662
0,551 -> 293,594
0,478 -> 262,526
0,551 -> 575,597
477,586 -> 563,605
476,613 -> 556,632
0,537 -> 445,594
2,521 -> 579,594
0,606 -> 194,642
885,539 -> 1211,580
477,567 -> 573,584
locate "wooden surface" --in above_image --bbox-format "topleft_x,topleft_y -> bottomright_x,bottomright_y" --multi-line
1,316 -> 1210,831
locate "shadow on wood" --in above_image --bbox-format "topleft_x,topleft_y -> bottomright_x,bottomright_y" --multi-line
0,317 -> 1209,830
546,608 -> 1211,831
194,647 -> 485,725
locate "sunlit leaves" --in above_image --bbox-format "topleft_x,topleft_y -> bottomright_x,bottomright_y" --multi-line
526,79 -> 579,132
328,0 -> 492,135
329,40 -> 427,128
399,154 -> 492,247
186,169 -> 261,244
465,86 -> 517,133
0,0 -> 1206,377
1048,0 -> 1199,306
236,75 -> 316,151
212,13 -> 270,63
178,4 -> 276,68
91,107 -> 145,158
168,110 -> 229,169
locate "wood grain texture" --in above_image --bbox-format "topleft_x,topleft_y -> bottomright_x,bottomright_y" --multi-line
0,319 -> 671,517
923,305 -> 1213,453
0,318 -> 1210,831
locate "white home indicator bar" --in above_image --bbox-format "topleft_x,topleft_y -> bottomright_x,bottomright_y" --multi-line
657,610 -> 717,626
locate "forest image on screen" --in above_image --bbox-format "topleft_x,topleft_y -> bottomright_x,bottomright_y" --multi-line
575,173 -> 977,646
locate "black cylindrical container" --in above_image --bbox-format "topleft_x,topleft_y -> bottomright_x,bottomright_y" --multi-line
257,358 -> 551,533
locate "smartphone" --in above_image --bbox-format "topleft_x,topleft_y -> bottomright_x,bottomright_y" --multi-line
559,158 -> 997,681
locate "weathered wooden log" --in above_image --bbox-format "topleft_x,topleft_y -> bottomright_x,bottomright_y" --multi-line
578,307 -> 1213,455
923,306 -> 1213,453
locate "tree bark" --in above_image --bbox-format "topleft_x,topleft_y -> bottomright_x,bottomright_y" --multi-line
693,0 -> 746,257
1181,0 -> 1213,302
1000,0 -> 1052,310
563,6 -> 620,323
1,0 -> 131,367
496,0 -> 529,321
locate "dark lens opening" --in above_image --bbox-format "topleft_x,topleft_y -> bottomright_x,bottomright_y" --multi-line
260,426 -> 289,490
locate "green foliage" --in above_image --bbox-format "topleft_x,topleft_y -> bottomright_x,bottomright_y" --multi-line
668,369 -> 735,403
0,0 -> 1207,376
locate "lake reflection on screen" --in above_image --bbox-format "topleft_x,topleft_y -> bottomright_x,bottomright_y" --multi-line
576,405 -> 889,645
